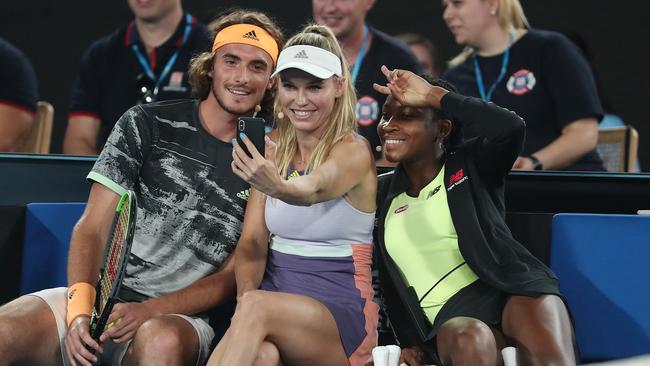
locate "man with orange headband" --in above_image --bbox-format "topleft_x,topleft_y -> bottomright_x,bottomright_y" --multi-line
0,9 -> 283,366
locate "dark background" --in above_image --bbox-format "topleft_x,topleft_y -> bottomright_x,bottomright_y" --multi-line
1,0 -> 648,171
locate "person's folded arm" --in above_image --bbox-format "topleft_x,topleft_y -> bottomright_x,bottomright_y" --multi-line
514,117 -> 598,170
0,104 -> 33,151
64,115 -> 100,155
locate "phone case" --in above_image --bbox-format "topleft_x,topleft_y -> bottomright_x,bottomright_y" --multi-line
236,117 -> 266,158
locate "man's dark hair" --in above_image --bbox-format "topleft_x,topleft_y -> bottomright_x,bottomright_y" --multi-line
188,8 -> 285,107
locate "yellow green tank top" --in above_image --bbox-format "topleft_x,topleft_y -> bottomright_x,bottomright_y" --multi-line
385,165 -> 478,323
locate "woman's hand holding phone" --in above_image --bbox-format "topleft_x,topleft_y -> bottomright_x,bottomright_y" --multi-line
231,128 -> 285,198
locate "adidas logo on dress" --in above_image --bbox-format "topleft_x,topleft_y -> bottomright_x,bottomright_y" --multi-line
242,30 -> 259,41
294,49 -> 309,59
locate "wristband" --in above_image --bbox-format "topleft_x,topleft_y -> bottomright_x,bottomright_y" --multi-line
526,155 -> 543,170
66,282 -> 96,326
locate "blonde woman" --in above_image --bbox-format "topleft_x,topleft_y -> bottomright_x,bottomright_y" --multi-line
206,24 -> 378,366
442,0 -> 605,171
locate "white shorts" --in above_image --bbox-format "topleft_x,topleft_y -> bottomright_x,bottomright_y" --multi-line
29,287 -> 215,366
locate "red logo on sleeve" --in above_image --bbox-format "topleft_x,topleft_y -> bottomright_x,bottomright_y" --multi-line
449,169 -> 465,186
447,169 -> 468,192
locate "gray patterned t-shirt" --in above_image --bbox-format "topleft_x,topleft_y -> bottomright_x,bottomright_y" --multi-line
88,99 -> 250,298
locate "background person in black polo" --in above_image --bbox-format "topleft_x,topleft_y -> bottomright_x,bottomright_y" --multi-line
441,0 -> 604,171
0,37 -> 39,152
64,0 -> 211,155
312,0 -> 422,166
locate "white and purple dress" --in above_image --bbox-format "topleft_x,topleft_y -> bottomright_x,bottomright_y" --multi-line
262,193 -> 378,366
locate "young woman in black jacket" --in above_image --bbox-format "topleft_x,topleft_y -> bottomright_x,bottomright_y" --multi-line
372,66 -> 576,366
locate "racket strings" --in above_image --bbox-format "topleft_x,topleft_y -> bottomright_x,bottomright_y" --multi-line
97,199 -> 130,314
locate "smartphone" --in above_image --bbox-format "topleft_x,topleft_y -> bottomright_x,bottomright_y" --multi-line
236,117 -> 266,158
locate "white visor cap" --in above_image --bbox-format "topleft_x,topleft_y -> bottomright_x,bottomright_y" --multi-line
271,45 -> 343,79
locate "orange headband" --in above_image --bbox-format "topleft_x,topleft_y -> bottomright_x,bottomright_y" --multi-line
212,24 -> 279,65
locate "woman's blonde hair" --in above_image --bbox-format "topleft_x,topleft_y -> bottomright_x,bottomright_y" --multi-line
273,24 -> 358,178
188,8 -> 284,106
448,0 -> 529,67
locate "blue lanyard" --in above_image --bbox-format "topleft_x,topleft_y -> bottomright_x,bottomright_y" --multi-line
350,24 -> 369,84
131,13 -> 193,90
472,31 -> 514,102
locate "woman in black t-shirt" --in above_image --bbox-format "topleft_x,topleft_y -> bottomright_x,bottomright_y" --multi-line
441,0 -> 605,171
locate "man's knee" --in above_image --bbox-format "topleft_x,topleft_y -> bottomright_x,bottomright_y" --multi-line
0,295 -> 61,364
127,316 -> 197,363
0,312 -> 21,359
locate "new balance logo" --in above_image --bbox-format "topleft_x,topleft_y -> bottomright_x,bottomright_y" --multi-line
447,169 -> 468,192
448,169 -> 465,186
237,189 -> 250,201
242,30 -> 259,41
294,49 -> 309,59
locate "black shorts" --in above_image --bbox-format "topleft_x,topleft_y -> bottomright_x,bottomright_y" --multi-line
419,280 -> 507,364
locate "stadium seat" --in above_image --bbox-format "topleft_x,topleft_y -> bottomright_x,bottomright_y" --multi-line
597,126 -> 639,172
19,202 -> 85,294
550,213 -> 650,362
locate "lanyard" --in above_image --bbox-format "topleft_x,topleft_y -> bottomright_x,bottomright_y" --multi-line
131,13 -> 193,90
350,24 -> 369,84
472,31 -> 514,102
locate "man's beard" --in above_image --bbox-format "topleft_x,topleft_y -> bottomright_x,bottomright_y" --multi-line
211,86 -> 254,116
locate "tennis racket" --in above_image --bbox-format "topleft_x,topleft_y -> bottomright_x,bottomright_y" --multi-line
89,190 -> 137,340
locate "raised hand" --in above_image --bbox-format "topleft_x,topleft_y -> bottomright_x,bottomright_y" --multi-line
231,134 -> 285,198
372,66 -> 431,107
373,65 -> 449,111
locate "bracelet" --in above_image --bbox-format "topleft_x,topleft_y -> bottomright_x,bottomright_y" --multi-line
526,155 -> 543,170
66,282 -> 96,326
